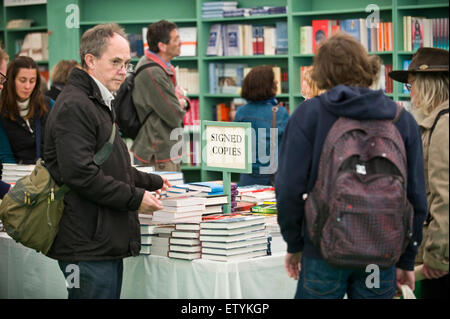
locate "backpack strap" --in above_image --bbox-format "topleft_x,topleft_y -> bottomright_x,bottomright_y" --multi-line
428,108 -> 449,144
93,123 -> 116,166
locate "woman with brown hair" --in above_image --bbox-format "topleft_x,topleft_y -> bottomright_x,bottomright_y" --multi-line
0,55 -> 53,164
234,65 -> 289,186
45,59 -> 79,101
390,47 -> 449,299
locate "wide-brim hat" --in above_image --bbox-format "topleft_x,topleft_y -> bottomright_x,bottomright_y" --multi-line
389,47 -> 449,83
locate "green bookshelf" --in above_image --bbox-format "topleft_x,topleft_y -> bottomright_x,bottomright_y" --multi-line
1,0 -> 447,183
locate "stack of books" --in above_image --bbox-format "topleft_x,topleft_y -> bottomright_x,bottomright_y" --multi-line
187,181 -> 239,214
168,223 -> 202,260
237,185 -> 276,205
202,1 -> 238,19
139,224 -> 159,255
153,196 -> 207,224
199,215 -> 268,262
1,164 -> 35,185
153,171 -> 184,186
150,225 -> 175,256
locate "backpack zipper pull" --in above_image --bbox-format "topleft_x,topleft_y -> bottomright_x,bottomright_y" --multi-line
51,188 -> 55,201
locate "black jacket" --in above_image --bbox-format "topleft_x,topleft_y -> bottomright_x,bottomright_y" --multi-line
45,82 -> 64,102
44,68 -> 163,262
0,96 -> 52,164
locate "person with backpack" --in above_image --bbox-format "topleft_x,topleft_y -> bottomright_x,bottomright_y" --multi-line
130,20 -> 189,171
389,47 -> 449,299
275,32 -> 428,299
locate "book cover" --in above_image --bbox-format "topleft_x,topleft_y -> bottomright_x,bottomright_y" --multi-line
169,237 -> 201,246
169,244 -> 201,253
199,223 -> 265,236
250,203 -> 277,214
224,24 -> 241,56
312,20 -> 329,53
206,24 -> 222,56
175,223 -> 201,231
340,19 -> 361,42
171,230 -> 200,239
187,181 -> 224,193
412,17 -> 424,51
178,26 -> 197,56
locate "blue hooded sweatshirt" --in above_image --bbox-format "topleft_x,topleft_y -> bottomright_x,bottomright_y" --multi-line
275,85 -> 428,271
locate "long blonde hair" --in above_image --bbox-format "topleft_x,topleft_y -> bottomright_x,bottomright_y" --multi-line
412,73 -> 449,116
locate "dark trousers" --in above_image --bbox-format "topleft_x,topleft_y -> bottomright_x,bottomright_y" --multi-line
58,259 -> 124,299
421,274 -> 449,299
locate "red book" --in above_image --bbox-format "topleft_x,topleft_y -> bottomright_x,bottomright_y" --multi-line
312,20 -> 330,53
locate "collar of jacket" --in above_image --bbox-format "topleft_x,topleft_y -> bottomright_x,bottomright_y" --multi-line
66,68 -> 113,115
418,100 -> 449,129
144,50 -> 177,86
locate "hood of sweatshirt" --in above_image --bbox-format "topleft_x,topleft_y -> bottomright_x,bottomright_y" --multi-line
318,85 -> 398,120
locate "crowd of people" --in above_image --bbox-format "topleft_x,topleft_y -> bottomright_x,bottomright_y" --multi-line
0,20 -> 448,299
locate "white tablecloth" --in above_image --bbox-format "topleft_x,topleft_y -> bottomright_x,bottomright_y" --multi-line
0,232 -> 296,299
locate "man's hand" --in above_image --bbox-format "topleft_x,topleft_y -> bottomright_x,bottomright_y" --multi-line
396,268 -> 415,291
138,191 -> 163,214
285,252 -> 302,280
422,264 -> 449,280
154,177 -> 172,199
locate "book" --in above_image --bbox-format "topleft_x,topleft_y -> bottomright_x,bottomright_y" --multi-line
168,251 -> 201,260
153,214 -> 203,224
411,17 -> 425,51
224,24 -> 241,56
199,229 -> 266,242
140,245 -> 151,255
250,203 -> 277,214
187,181 -> 224,193
200,223 -> 265,235
161,196 -> 207,207
300,26 -> 313,54
201,243 -> 267,256
140,224 -> 159,235
157,204 -> 206,213
153,171 -> 184,181
200,215 -> 265,229
141,235 -> 154,245
169,237 -> 201,246
206,24 -> 223,56
204,204 -> 224,215
201,236 -> 268,249
175,223 -> 201,231
153,209 -> 204,220
171,230 -> 200,239
178,27 -> 197,56
201,249 -> 267,262
169,244 -> 201,253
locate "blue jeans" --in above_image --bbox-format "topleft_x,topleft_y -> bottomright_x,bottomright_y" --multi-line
295,256 -> 396,299
58,259 -> 124,299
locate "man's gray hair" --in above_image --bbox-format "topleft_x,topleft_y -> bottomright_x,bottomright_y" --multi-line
79,23 -> 127,69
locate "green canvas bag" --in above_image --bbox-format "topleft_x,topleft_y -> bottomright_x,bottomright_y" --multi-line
0,124 -> 116,255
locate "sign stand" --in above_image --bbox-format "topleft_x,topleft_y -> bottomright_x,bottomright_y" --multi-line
201,121 -> 252,214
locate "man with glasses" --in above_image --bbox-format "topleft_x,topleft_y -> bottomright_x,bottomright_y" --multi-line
130,19 -> 189,171
43,23 -> 169,299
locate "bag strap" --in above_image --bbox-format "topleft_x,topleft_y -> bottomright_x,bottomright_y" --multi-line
428,108 -> 449,144
34,114 -> 41,161
269,106 -> 279,176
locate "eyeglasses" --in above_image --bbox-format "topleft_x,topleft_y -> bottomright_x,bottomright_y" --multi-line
404,83 -> 412,92
110,59 -> 134,73
0,72 -> 6,85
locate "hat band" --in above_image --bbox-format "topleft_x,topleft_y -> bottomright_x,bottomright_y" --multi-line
411,64 -> 449,71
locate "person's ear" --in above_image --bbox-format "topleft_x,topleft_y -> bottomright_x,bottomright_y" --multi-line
158,42 -> 166,54
84,54 -> 96,70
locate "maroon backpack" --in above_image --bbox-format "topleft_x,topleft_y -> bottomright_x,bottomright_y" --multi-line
305,105 -> 414,269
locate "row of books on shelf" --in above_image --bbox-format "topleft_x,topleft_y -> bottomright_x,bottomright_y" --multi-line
403,17 -> 449,52
176,68 -> 199,95
206,22 -> 287,56
301,19 -> 393,54
209,63 -> 288,95
202,1 -> 286,19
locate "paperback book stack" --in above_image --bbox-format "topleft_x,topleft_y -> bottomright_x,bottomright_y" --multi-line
153,171 -> 184,186
187,181 -> 238,214
151,225 -> 176,257
139,224 -> 159,255
168,223 -> 202,260
199,215 -> 268,262
1,164 -> 35,185
153,196 -> 207,224
202,1 -> 238,19
237,185 -> 276,205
